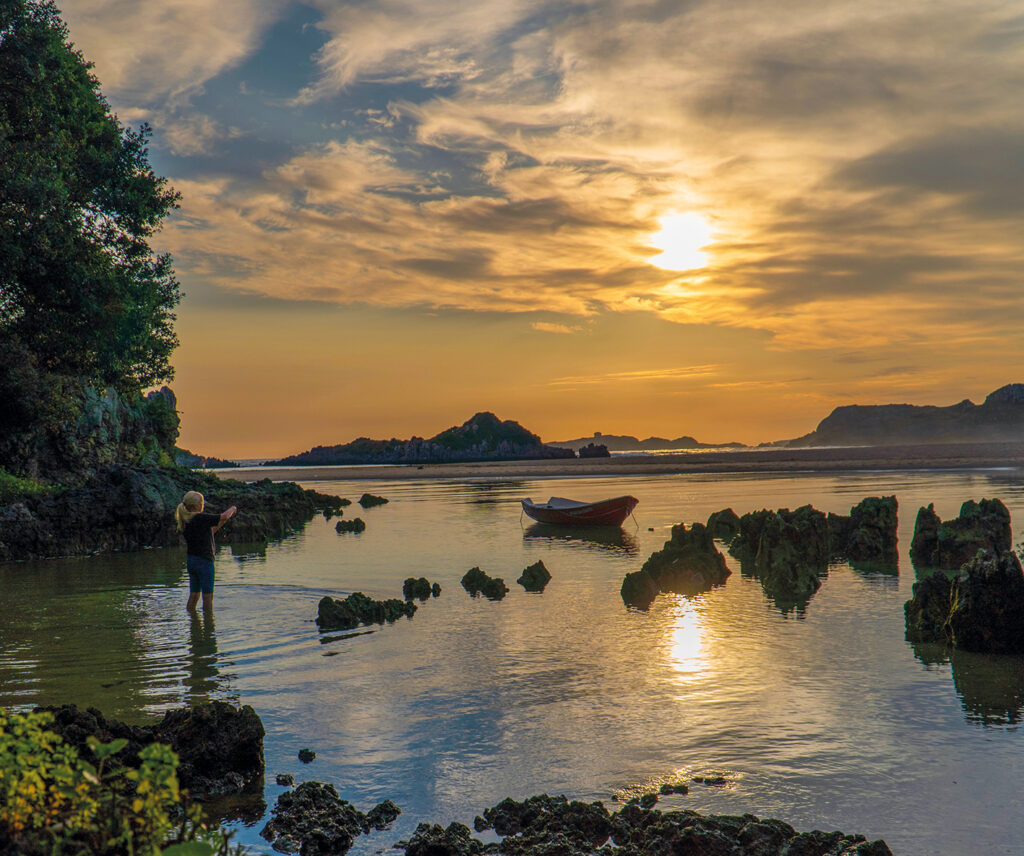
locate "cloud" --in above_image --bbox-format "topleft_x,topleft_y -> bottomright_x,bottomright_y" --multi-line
549,365 -> 721,386
532,321 -> 582,334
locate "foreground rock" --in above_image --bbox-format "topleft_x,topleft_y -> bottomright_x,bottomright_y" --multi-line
398,793 -> 891,856
906,549 -> 1024,653
0,465 -> 346,561
461,567 -> 510,600
317,592 -> 417,630
261,781 -> 400,855
827,496 -> 898,564
404,577 -> 442,600
910,498 -> 1011,569
39,701 -> 264,795
622,523 -> 729,609
517,560 -> 552,592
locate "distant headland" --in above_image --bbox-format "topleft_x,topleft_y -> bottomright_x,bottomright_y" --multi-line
263,411 -> 574,466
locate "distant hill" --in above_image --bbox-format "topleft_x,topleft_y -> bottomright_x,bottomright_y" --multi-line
264,412 -> 575,466
174,447 -> 239,469
550,432 -> 746,453
784,384 -> 1024,447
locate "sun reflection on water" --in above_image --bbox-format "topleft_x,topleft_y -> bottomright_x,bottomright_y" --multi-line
667,597 -> 707,683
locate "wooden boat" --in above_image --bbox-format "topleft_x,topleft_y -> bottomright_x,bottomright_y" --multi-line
521,495 -> 639,526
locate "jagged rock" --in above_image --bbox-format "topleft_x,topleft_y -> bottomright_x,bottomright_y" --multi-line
754,506 -> 829,600
394,794 -> 893,856
336,517 -> 366,533
358,493 -> 389,508
298,749 -> 316,763
828,496 -> 898,563
517,560 -> 552,592
706,508 -> 741,542
403,577 -> 440,600
639,522 -> 730,596
39,702 -> 264,795
261,781 -> 400,855
910,499 -> 1011,569
316,592 -> 417,631
905,549 -> 1024,653
577,442 -> 610,458
727,509 -> 776,566
461,567 -> 509,600
277,773 -> 294,786
403,822 -> 482,856
621,569 -> 660,610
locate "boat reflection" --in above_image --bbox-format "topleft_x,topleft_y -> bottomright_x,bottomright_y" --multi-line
911,640 -> 1024,726
522,523 -> 640,555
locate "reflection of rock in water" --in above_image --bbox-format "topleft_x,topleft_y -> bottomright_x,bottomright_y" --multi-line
186,612 -> 220,702
228,541 -> 268,563
523,523 -> 639,555
911,641 -> 1024,726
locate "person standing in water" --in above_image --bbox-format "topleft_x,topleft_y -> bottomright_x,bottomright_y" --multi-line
175,491 -> 237,612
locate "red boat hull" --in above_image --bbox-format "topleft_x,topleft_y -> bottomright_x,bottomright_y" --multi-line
521,495 -> 639,526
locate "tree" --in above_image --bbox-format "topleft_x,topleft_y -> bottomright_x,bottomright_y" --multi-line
0,0 -> 180,393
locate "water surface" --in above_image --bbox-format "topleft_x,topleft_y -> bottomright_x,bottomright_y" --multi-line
4,469 -> 1024,855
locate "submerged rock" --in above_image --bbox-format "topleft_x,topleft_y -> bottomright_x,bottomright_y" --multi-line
39,701 -> 264,795
298,748 -> 316,763
403,577 -> 441,600
336,517 -> 366,533
358,493 -> 389,508
910,498 -> 1011,569
828,496 -> 898,564
517,560 -> 552,592
261,781 -> 400,855
461,567 -> 509,600
317,592 -> 417,631
277,773 -> 295,786
706,508 -> 741,542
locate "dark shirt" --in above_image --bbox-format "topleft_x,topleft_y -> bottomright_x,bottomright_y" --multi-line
183,512 -> 221,560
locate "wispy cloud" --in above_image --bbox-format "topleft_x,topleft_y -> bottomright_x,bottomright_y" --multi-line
532,321 -> 582,334
549,365 -> 721,386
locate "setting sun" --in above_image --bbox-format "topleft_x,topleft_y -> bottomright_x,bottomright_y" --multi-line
649,212 -> 714,270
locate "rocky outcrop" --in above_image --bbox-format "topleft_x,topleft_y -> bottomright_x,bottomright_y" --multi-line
906,549 -> 1024,653
517,560 -> 551,592
622,523 -> 729,608
910,499 -> 1011,569
336,518 -> 366,533
0,466 -> 345,561
784,383 -> 1024,447
174,447 -> 238,469
316,592 -> 417,631
577,443 -> 610,458
260,781 -> 400,855
827,496 -> 898,564
397,793 -> 891,856
706,508 -> 741,542
266,412 -> 576,466
358,493 -> 389,508
39,702 -> 264,795
403,577 -> 442,600
461,567 -> 509,600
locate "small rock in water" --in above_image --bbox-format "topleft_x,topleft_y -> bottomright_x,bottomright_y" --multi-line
359,493 -> 389,508
639,793 -> 658,808
298,748 -> 316,763
461,567 -> 509,600
277,773 -> 295,786
336,518 -> 366,533
516,560 -> 552,592
659,782 -> 688,795
403,577 -> 436,601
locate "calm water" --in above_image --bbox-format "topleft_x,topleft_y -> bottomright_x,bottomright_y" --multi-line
4,468 -> 1024,855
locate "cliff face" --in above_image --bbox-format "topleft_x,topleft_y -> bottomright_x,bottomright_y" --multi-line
789,384 -> 1024,447
266,412 -> 575,466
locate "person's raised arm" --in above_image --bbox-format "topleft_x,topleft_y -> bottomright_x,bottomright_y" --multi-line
213,506 -> 237,533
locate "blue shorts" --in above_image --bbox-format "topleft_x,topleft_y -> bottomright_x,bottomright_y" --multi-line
186,555 -> 215,594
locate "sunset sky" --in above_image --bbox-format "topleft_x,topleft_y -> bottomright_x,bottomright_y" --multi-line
61,0 -> 1024,458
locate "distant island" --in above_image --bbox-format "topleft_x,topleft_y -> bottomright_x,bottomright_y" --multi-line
549,432 -> 746,453
782,384 -> 1024,447
264,412 -> 575,466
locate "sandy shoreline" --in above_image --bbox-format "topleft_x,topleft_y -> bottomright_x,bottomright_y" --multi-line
215,441 -> 1024,483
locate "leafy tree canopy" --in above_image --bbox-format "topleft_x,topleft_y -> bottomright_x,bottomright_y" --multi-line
0,0 -> 180,393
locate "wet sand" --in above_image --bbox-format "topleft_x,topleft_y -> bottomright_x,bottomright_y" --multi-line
216,441 -> 1024,482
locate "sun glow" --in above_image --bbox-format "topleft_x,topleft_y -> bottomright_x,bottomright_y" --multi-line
649,212 -> 713,270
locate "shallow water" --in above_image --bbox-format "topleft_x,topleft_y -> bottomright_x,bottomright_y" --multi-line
4,468 -> 1024,854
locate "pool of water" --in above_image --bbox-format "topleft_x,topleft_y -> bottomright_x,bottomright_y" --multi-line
4,468 -> 1024,854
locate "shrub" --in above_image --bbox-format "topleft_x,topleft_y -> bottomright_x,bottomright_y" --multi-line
0,708 -> 237,856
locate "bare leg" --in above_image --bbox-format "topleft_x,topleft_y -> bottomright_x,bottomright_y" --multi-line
202,592 -> 214,612
187,592 -> 200,611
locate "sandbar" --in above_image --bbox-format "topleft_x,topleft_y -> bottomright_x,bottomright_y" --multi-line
215,441 -> 1024,483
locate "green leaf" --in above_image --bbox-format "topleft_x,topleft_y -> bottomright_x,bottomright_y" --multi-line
92,737 -> 128,758
161,843 -> 216,856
